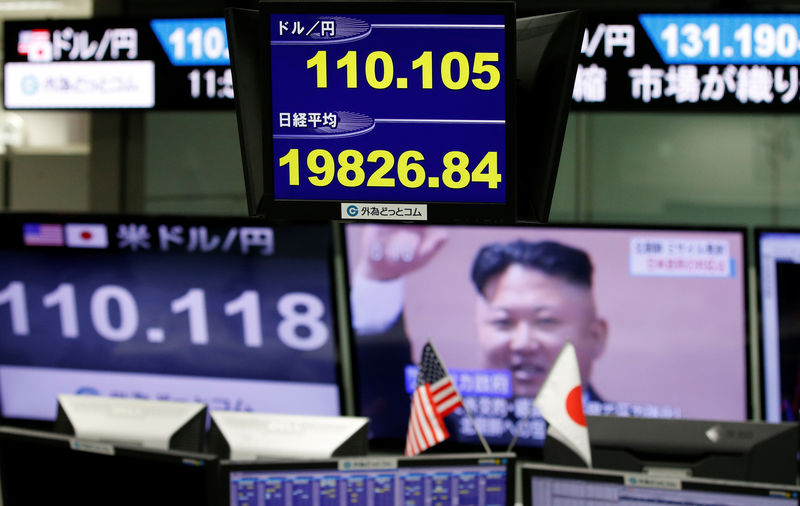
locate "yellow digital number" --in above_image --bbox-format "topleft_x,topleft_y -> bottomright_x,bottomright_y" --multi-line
397,151 -> 426,188
411,51 -> 433,89
338,149 -> 365,187
472,53 -> 500,91
307,149 -> 335,186
442,151 -> 471,189
282,148 -> 501,191
441,52 -> 470,90
366,150 -> 396,187
365,51 -> 394,89
306,50 -> 327,88
280,148 -> 300,185
471,151 -> 501,188
337,51 -> 358,88
308,50 -> 500,91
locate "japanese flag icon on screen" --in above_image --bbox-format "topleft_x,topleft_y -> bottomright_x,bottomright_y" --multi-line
65,223 -> 109,249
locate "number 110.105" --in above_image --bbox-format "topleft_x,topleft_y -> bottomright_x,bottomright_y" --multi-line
306,50 -> 501,91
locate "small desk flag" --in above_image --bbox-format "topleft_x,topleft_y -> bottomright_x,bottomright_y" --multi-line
534,341 -> 592,467
405,342 -> 463,456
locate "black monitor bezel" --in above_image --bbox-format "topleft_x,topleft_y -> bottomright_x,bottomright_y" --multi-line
220,452 -> 516,506
0,425 -> 221,506
337,221 -> 752,456
257,0 -> 517,224
0,212 -> 347,424
753,226 -> 800,423
521,462 -> 800,506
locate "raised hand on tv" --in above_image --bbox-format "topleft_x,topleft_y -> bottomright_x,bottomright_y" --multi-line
356,225 -> 448,281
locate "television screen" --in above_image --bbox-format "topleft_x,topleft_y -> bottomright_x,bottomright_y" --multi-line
0,213 -> 341,421
522,462 -> 800,506
755,229 -> 800,422
0,425 -> 219,506
222,453 -> 514,506
343,223 -> 749,451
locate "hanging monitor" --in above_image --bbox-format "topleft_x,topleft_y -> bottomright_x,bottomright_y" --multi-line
247,1 -> 516,223
226,2 -> 582,223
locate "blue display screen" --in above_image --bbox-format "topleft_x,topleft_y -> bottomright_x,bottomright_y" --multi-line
228,461 -> 509,506
268,12 -> 508,204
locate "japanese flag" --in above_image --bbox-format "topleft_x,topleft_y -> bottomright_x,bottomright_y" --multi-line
534,342 -> 592,467
65,223 -> 109,249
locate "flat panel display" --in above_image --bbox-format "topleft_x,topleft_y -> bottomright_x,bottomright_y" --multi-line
258,2 -> 516,223
756,229 -> 800,422
522,463 -> 800,506
344,223 -> 749,451
223,453 -> 514,506
4,18 -> 233,109
0,214 -> 341,421
571,12 -> 800,111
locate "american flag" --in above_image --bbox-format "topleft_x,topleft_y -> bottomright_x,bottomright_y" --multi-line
405,342 -> 463,456
22,223 -> 64,247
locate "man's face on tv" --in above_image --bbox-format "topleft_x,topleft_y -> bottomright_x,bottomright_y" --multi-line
475,263 -> 607,398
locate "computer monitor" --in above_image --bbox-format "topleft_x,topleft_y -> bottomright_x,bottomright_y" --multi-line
756,229 -> 800,422
221,452 -> 515,506
544,415 -> 798,485
522,462 -> 800,506
0,213 -> 342,423
55,394 -> 207,452
343,223 -> 749,453
0,425 -> 219,506
208,410 -> 369,460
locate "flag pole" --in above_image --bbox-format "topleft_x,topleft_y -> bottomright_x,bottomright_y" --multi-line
506,411 -> 532,452
428,339 -> 492,455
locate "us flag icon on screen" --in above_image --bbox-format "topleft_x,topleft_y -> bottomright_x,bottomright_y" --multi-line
65,223 -> 108,249
22,223 -> 64,247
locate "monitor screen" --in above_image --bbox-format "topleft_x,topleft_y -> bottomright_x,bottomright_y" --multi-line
4,17 -> 234,110
255,1 -> 516,223
0,425 -> 219,506
756,229 -> 800,422
343,223 -> 749,451
0,213 -> 341,421
522,463 -> 800,506
223,453 -> 514,506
